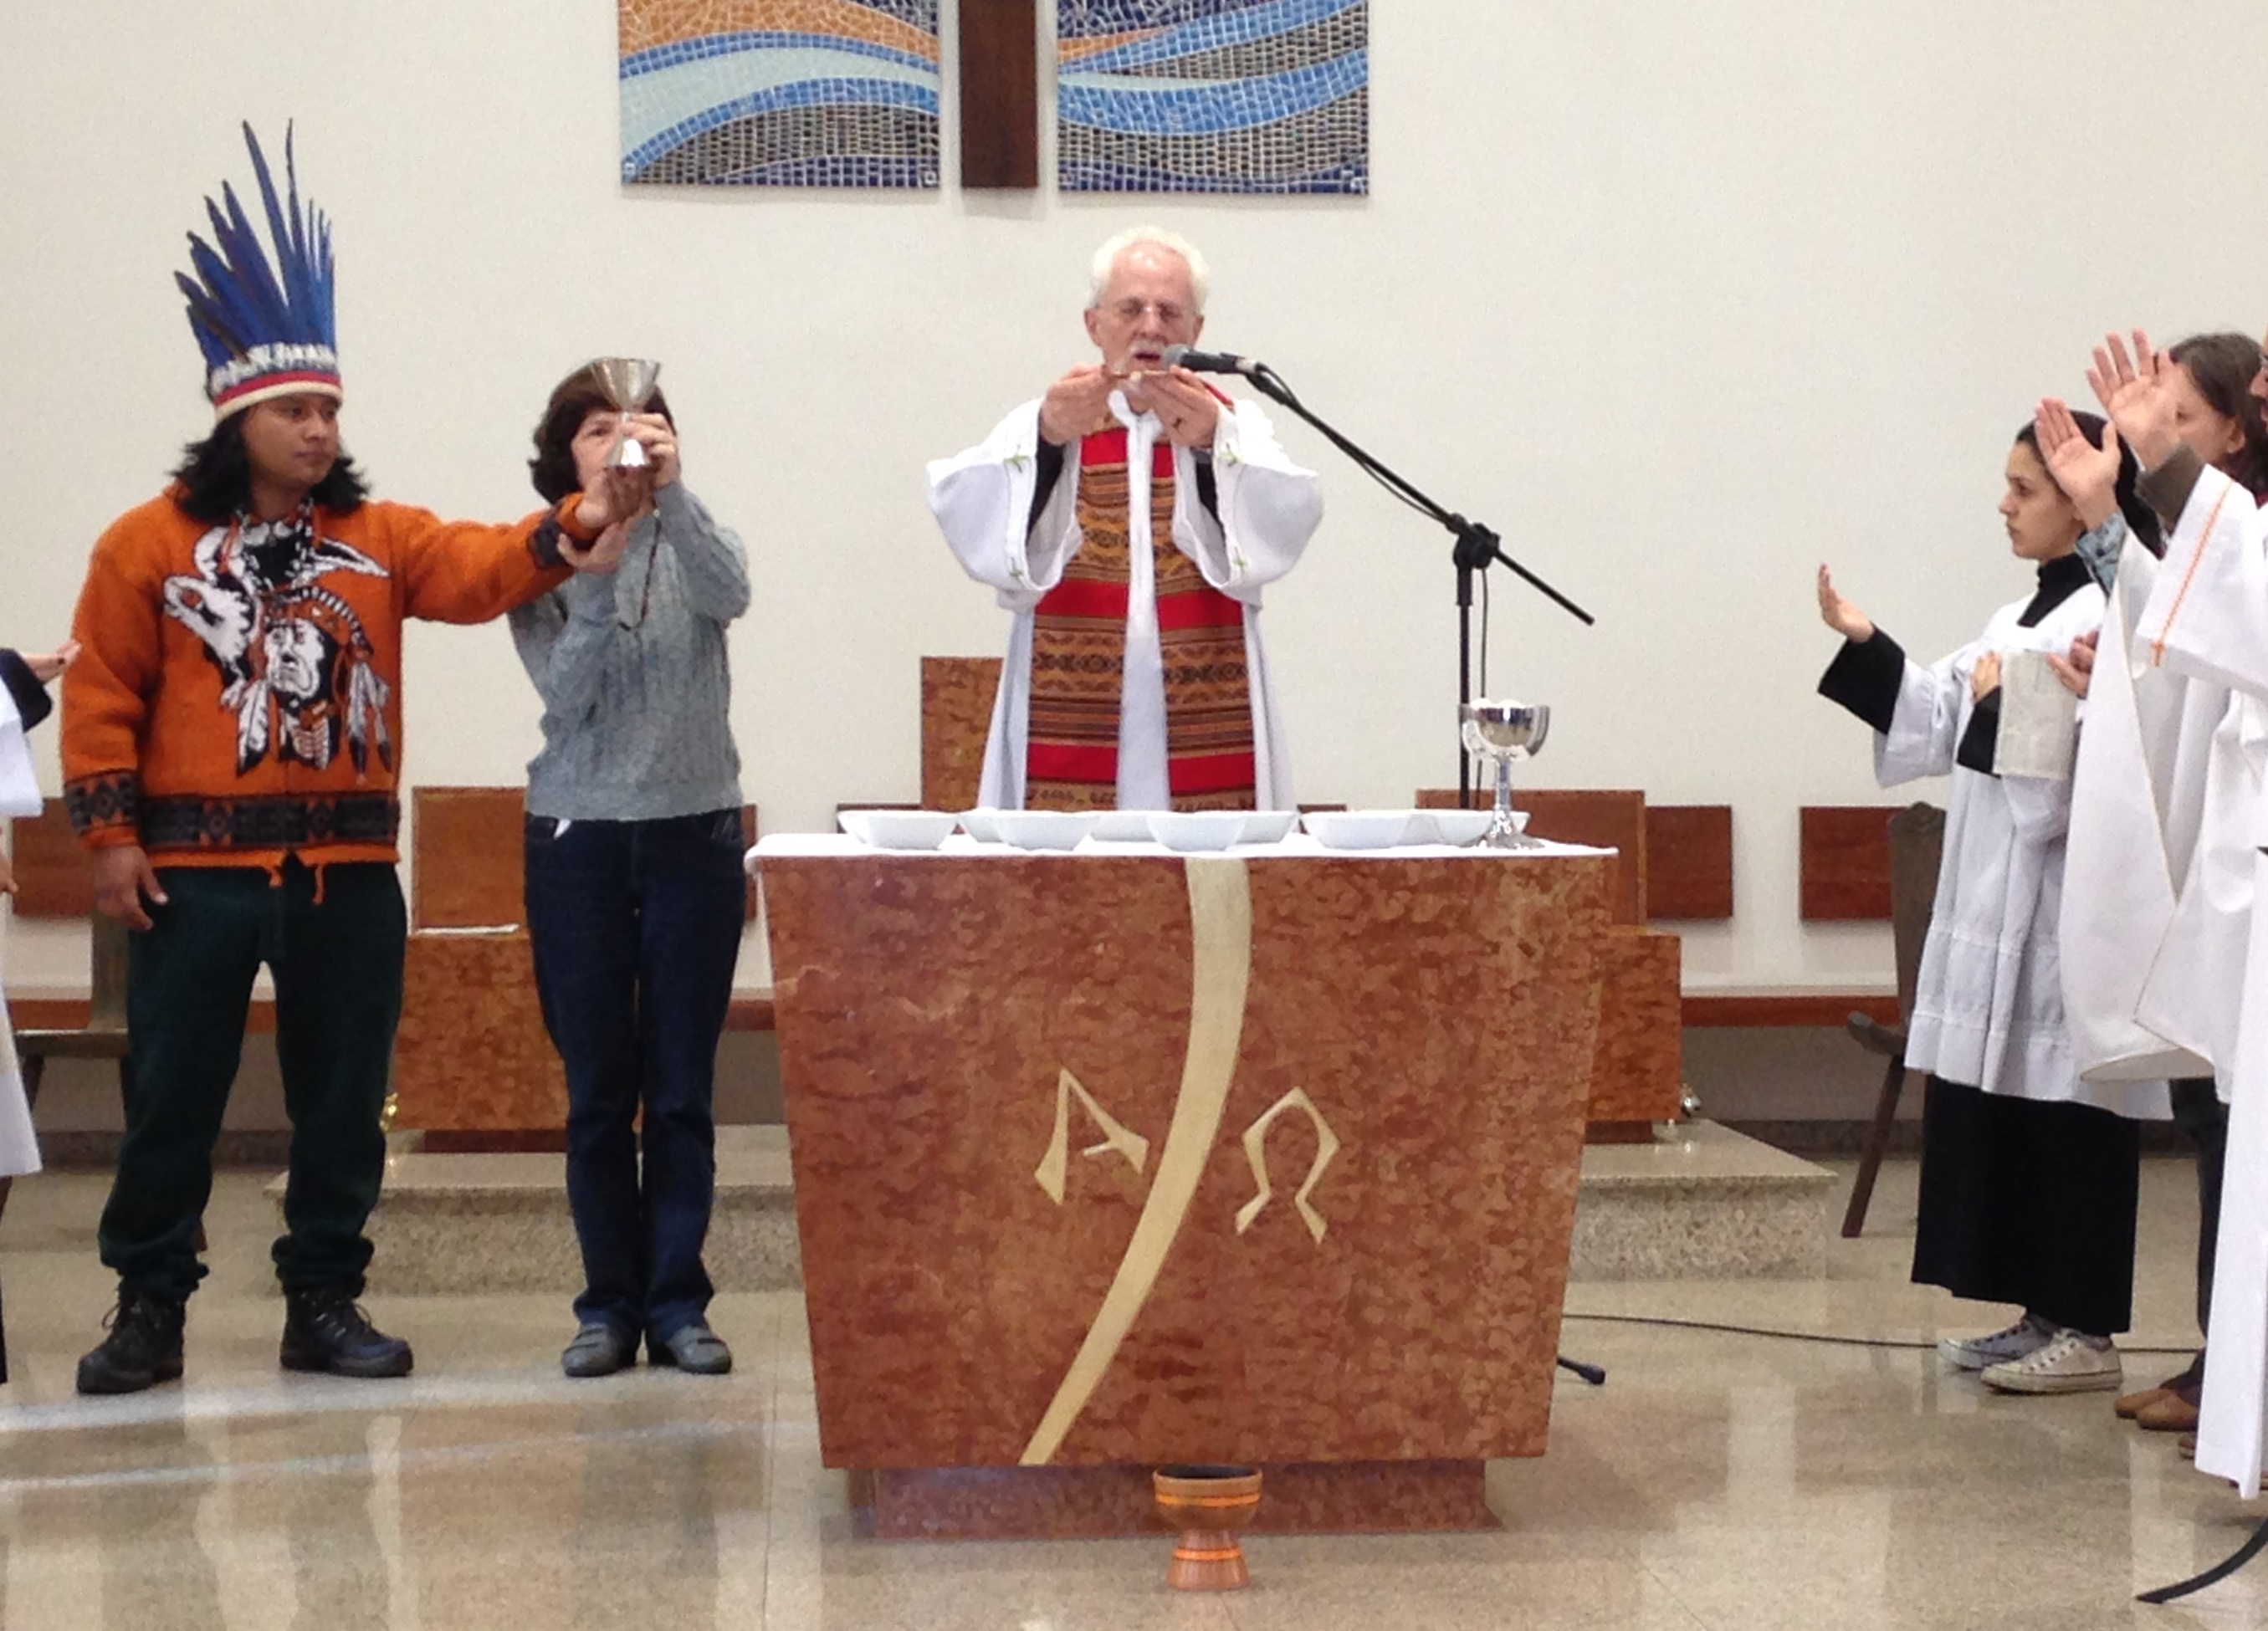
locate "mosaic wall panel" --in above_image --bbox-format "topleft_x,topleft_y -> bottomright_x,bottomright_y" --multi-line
620,0 -> 941,187
1057,0 -> 1367,194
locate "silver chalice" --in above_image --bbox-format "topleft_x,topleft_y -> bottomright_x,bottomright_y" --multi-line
1459,698 -> 1550,848
590,356 -> 662,469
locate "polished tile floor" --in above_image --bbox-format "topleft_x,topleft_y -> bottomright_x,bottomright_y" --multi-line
1,1156 -> 2262,1630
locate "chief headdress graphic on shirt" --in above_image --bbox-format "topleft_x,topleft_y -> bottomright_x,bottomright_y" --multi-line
162,509 -> 392,776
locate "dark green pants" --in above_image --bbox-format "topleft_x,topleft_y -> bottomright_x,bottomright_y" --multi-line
99,859 -> 406,1301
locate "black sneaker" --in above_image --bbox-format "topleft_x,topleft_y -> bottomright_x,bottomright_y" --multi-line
279,1287 -> 414,1378
75,1286 -> 187,1395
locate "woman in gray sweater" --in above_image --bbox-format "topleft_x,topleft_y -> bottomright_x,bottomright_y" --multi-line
512,365 -> 750,1378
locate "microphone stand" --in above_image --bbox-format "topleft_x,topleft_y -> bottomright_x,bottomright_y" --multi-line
1229,361 -> 1595,803
1226,358 -> 1605,1393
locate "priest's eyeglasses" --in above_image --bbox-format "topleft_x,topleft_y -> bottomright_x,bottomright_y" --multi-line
1103,298 -> 1192,327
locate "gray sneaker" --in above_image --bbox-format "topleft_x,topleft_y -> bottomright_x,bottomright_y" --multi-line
649,1323 -> 733,1375
1938,1313 -> 2053,1371
561,1323 -> 637,1378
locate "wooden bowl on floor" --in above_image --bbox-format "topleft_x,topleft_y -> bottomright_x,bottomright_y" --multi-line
1153,1465 -> 1262,1591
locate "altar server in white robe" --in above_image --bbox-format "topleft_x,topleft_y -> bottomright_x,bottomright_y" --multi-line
0,641 -> 78,1184
2090,328 -> 2268,1494
926,226 -> 1322,812
1817,413 -> 2165,1397
2038,335 -> 2268,1439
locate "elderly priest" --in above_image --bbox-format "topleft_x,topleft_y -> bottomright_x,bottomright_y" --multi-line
926,227 -> 1323,812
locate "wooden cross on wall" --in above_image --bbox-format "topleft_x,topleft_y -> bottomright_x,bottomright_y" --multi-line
961,0 -> 1040,189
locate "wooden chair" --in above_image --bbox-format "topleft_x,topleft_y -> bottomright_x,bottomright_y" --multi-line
1839,802 -> 1945,1237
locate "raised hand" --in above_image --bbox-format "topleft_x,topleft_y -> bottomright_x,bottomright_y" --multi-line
2086,330 -> 2179,470
2034,398 -> 2119,529
573,465 -> 653,535
1817,564 -> 1875,642
1039,365 -> 1119,446
619,412 -> 679,488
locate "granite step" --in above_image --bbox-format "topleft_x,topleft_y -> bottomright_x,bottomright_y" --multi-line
272,1121 -> 1830,1295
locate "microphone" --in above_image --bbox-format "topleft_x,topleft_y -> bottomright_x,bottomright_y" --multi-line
1161,343 -> 1262,376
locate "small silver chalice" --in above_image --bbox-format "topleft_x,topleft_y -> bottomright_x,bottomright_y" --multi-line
1459,698 -> 1550,848
590,356 -> 662,469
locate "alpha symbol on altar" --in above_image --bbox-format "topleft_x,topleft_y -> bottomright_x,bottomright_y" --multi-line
1033,1068 -> 1150,1204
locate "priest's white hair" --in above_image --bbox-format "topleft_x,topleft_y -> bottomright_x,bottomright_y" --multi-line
1088,226 -> 1210,314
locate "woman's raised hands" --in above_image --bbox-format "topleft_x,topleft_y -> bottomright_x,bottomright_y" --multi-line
1816,565 -> 1875,642
2034,398 -> 2120,529
2086,330 -> 2178,470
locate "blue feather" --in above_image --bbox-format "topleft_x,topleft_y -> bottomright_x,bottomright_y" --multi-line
178,120 -> 339,388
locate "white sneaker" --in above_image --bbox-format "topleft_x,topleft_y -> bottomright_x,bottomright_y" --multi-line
1979,1328 -> 2122,1394
1938,1314 -> 2053,1371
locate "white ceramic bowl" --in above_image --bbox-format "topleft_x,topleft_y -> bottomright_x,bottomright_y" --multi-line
959,808 -> 1003,842
991,810 -> 1103,851
1418,809 -> 1498,846
1146,810 -> 1252,851
838,809 -> 960,850
1091,810 -> 1160,842
1237,811 -> 1299,845
1301,810 -> 1414,850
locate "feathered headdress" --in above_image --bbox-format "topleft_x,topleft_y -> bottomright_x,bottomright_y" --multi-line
176,122 -> 340,420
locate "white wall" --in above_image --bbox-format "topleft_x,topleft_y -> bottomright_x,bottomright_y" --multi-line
7,0 -> 2266,997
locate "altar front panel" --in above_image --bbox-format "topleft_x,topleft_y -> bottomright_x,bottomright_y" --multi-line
760,847 -> 1610,1471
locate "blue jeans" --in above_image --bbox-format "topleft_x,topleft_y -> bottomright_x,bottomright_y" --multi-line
524,809 -> 745,1342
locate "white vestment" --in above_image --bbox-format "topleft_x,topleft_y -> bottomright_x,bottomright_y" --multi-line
926,391 -> 1322,810
1873,583 -> 2166,1119
0,682 -> 45,1179
2131,464 -> 2268,1496
2060,536 -> 2233,1083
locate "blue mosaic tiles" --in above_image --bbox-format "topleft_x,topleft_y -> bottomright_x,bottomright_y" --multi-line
1057,0 -> 1368,193
619,3 -> 940,188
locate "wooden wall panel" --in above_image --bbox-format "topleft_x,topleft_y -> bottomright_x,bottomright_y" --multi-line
7,798 -> 90,918
1645,804 -> 1733,920
1417,787 -> 1647,925
414,789 -> 760,926
1586,925 -> 1685,1123
958,0 -> 1038,188
922,657 -> 1002,813
1800,805 -> 1901,921
411,787 -> 525,930
392,932 -> 564,1131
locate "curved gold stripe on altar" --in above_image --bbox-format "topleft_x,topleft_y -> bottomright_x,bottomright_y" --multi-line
1019,856 -> 1253,1466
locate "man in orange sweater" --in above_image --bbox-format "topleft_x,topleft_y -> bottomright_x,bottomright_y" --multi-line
62,125 -> 643,1394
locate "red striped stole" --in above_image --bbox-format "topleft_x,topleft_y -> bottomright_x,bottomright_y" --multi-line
1024,428 -> 1256,810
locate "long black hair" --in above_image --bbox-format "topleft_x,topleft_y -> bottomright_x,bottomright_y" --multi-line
2014,408 -> 2163,557
169,411 -> 369,524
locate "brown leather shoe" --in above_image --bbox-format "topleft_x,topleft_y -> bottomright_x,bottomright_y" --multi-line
2137,1389 -> 2202,1433
2114,1385 -> 2172,1419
